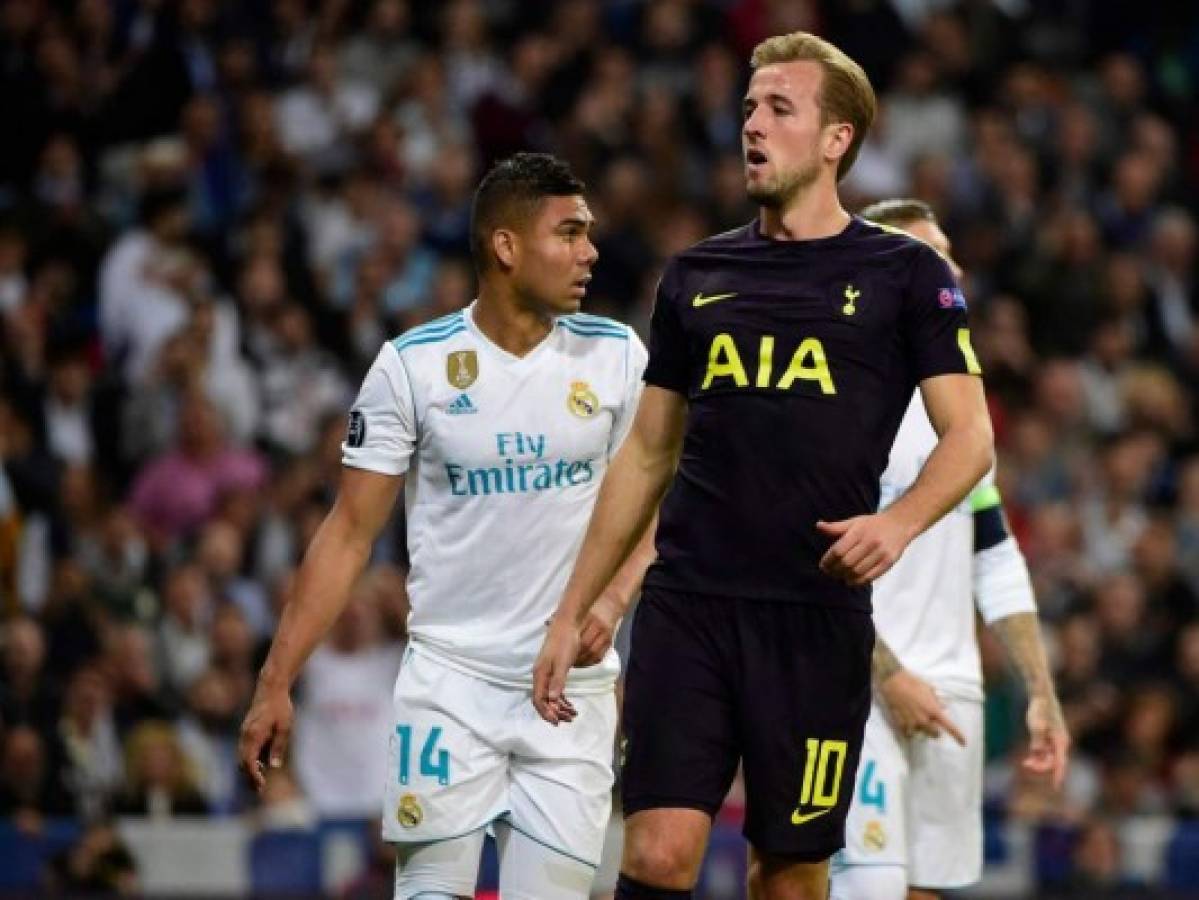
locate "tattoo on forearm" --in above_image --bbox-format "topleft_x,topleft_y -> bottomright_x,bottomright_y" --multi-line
872,635 -> 903,684
992,612 -> 1065,722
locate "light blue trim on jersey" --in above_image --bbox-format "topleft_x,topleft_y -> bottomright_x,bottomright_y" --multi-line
557,319 -> 628,340
567,312 -> 621,327
393,325 -> 467,351
391,312 -> 466,351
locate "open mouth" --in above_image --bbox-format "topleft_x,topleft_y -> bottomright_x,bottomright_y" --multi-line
746,148 -> 768,166
571,276 -> 591,296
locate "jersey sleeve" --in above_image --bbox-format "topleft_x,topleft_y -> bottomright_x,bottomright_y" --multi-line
341,343 -> 417,476
901,247 -> 982,383
642,261 -> 689,394
608,328 -> 649,459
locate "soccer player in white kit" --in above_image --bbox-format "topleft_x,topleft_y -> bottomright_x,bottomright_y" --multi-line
239,153 -> 653,899
829,200 -> 1071,900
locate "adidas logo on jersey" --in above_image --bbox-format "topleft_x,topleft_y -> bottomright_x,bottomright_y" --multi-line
446,394 -> 478,415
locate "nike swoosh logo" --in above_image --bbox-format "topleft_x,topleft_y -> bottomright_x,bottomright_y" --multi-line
791,808 -> 833,826
692,291 -> 737,308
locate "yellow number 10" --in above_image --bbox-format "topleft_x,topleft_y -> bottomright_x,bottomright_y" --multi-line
798,738 -> 848,808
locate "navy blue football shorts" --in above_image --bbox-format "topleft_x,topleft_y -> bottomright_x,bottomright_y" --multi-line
620,586 -> 874,861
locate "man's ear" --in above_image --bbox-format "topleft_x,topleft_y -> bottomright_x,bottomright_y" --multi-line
492,228 -> 519,271
824,122 -> 854,166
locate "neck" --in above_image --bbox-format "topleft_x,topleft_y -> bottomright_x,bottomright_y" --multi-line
758,179 -> 850,241
474,282 -> 555,357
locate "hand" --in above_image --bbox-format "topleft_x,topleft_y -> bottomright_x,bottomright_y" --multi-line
239,682 -> 294,794
817,511 -> 912,585
1021,693 -> 1071,790
532,619 -> 580,726
878,669 -> 966,746
575,594 -> 623,666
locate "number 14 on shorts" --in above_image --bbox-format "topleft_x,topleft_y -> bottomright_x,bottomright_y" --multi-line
395,724 -> 451,786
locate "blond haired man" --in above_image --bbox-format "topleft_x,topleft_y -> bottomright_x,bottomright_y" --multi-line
534,33 -> 994,900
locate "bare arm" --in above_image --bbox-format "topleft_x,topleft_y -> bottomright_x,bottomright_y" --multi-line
872,635 -> 903,684
553,387 -> 685,629
533,387 -> 686,720
872,634 -> 966,745
575,517 -> 658,666
891,373 -> 993,541
819,373 -> 993,584
240,467 -> 403,788
991,611 -> 1070,789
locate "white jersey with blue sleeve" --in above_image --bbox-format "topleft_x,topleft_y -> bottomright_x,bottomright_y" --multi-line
342,302 -> 646,693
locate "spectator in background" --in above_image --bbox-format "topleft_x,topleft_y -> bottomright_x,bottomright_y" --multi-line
155,563 -> 213,701
275,41 -> 378,170
177,668 -> 244,815
97,185 -> 196,384
117,721 -> 208,817
44,821 -> 138,896
105,624 -> 170,738
0,725 -> 72,820
52,664 -> 123,821
0,616 -> 59,735
338,0 -> 419,98
292,572 -> 404,818
196,520 -> 271,639
257,304 -> 350,458
128,393 -> 266,546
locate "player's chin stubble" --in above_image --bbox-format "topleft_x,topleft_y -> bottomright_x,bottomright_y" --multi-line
746,162 -> 821,209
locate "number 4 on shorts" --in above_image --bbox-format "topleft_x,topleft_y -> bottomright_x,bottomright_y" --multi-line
395,725 -> 451,786
858,759 -> 886,813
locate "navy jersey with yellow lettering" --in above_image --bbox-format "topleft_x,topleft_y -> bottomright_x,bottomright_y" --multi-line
642,216 -> 981,611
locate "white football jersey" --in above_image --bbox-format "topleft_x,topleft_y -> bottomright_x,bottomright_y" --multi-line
342,303 -> 647,692
873,391 -> 985,701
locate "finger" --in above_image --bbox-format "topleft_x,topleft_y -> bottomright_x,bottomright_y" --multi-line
857,556 -> 895,585
532,661 -> 557,723
239,731 -> 267,791
846,548 -> 886,585
268,722 -> 291,770
1051,733 -> 1071,790
933,710 -> 966,746
816,519 -> 850,537
820,532 -> 862,576
837,539 -> 876,574
554,697 -> 578,723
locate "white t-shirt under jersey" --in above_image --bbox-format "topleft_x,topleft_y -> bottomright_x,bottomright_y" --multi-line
342,303 -> 647,692
873,390 -> 986,702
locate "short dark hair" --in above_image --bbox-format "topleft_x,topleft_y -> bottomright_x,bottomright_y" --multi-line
858,197 -> 936,228
470,153 -> 585,272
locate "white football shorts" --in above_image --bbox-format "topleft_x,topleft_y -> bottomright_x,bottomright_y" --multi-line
381,644 -> 617,869
836,694 -> 984,889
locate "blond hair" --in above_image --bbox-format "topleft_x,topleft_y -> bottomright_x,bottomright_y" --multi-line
751,32 -> 877,181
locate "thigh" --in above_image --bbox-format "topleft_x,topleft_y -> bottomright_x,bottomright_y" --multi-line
906,697 -> 984,889
620,588 -> 741,819
837,702 -> 909,869
394,828 -> 486,899
383,649 -> 508,844
740,604 -> 874,861
507,689 -> 617,868
493,820 -> 598,900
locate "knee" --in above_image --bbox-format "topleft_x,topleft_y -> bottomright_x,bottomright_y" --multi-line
622,834 -> 699,888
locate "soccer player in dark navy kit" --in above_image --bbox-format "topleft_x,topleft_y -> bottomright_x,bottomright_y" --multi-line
534,32 -> 994,900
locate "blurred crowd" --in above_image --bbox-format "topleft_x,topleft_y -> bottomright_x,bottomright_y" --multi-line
0,0 -> 1197,894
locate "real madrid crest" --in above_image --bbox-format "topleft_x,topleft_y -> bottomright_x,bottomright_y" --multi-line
863,819 -> 886,852
567,380 -> 599,418
397,793 -> 423,828
446,350 -> 478,389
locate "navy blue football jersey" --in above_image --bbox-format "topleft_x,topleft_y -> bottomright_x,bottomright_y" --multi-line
642,216 -> 981,610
